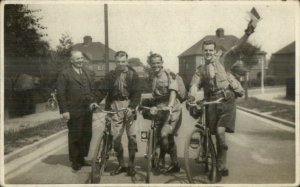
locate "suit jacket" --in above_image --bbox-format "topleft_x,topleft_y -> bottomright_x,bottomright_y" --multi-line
56,65 -> 95,115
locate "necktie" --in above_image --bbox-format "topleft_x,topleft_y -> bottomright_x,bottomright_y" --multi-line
206,63 -> 215,79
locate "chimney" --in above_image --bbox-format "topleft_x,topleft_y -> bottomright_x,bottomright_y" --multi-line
83,35 -> 92,46
216,28 -> 224,38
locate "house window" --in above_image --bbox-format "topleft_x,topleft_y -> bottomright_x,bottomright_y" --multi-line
186,63 -> 189,70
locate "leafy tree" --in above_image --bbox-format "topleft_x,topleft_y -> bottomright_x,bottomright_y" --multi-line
56,33 -> 74,66
42,33 -> 74,90
4,4 -> 48,59
228,42 -> 262,69
4,4 -> 49,117
4,4 -> 49,79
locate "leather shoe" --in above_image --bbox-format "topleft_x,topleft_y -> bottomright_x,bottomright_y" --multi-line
80,161 -> 91,167
127,167 -> 136,177
219,168 -> 229,176
72,162 -> 81,171
110,165 -> 127,176
78,158 -> 91,167
165,163 -> 180,173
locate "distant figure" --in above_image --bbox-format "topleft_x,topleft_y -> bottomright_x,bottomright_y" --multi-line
56,50 -> 95,171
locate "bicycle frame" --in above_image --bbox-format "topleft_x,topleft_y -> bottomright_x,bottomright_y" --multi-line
139,105 -> 172,183
91,105 -> 129,183
185,97 -> 224,183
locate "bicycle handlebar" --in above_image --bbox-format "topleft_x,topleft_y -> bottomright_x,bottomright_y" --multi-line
187,97 -> 224,107
93,104 -> 129,114
138,105 -> 172,115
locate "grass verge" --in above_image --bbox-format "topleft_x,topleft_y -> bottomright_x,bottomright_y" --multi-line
4,119 -> 67,155
236,97 -> 295,122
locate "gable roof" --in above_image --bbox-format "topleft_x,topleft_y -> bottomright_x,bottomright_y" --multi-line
273,41 -> 295,55
179,35 -> 239,57
73,42 -> 116,61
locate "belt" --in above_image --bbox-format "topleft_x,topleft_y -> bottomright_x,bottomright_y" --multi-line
154,95 -> 169,103
114,96 -> 129,101
208,87 -> 229,99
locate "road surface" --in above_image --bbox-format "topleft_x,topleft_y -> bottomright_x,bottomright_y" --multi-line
5,103 -> 295,185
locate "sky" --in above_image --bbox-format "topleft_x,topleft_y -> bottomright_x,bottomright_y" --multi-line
28,1 -> 298,73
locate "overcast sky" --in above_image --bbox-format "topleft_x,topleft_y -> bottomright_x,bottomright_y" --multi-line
28,1 -> 298,72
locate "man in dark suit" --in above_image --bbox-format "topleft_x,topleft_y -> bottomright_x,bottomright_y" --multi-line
57,50 -> 95,171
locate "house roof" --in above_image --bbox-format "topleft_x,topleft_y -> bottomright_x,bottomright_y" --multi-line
273,41 -> 295,55
73,42 -> 116,62
128,58 -> 145,67
179,35 -> 239,57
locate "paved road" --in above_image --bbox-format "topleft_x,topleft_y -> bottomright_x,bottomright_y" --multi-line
5,104 -> 295,185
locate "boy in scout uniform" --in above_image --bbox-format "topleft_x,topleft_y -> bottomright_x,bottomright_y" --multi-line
145,53 -> 182,173
188,22 -> 256,176
92,51 -> 141,177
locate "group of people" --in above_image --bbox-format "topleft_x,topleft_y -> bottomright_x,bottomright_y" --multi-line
56,22 -> 256,179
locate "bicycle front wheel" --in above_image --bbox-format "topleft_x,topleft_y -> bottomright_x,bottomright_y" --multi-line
184,127 -> 217,184
146,130 -> 153,184
91,132 -> 108,184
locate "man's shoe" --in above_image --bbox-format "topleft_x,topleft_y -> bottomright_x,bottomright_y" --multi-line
219,168 -> 229,176
127,167 -> 136,177
110,165 -> 127,176
79,160 -> 91,167
72,162 -> 81,171
165,163 -> 180,173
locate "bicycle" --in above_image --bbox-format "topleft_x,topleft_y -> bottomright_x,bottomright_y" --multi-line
138,105 -> 172,184
184,97 -> 224,184
90,104 -> 129,184
46,89 -> 58,111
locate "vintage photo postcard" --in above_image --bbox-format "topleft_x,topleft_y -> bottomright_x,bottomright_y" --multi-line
1,0 -> 299,187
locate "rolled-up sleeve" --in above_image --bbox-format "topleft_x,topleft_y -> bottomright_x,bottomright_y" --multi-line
189,69 -> 202,97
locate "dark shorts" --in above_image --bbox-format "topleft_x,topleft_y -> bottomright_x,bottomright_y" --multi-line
206,90 -> 236,134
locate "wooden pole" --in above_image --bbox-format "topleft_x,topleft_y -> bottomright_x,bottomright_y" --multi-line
104,4 -> 109,74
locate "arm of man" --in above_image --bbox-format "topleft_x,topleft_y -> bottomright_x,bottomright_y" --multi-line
93,72 -> 110,104
222,23 -> 255,71
56,71 -> 70,120
128,71 -> 142,110
188,68 -> 202,101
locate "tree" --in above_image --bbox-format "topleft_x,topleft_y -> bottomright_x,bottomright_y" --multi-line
4,5 -> 49,117
4,5 -> 48,59
56,33 -> 74,66
227,42 -> 262,69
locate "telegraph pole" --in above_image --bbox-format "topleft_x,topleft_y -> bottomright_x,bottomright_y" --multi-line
104,4 -> 109,74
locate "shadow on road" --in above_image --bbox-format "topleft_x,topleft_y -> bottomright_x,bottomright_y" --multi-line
42,154 -> 70,167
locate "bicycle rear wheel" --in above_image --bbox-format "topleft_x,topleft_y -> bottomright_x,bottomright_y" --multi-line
146,130 -> 153,184
185,127 -> 215,183
91,132 -> 108,184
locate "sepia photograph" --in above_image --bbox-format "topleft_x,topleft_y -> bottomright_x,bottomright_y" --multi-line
1,0 -> 299,186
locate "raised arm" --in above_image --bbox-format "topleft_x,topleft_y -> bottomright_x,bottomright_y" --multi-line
224,22 -> 255,57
